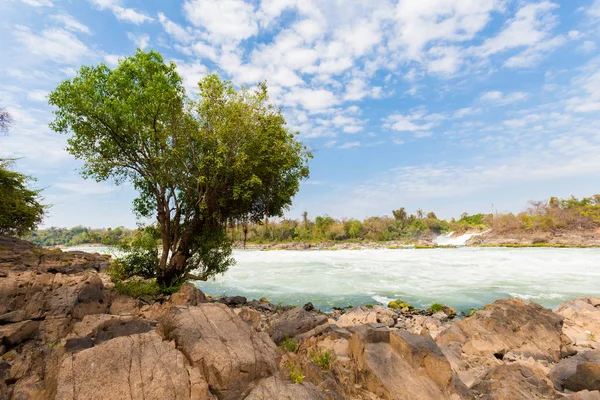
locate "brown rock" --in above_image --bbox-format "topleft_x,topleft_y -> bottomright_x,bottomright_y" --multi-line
270,307 -> 328,344
108,293 -> 141,315
244,376 -> 326,399
348,324 -> 469,399
555,297 -> 600,350
55,331 -> 212,400
335,307 -> 377,328
550,350 -> 600,392
437,298 -> 567,362
170,282 -> 207,306
471,363 -> 558,400
0,320 -> 40,346
70,314 -> 154,344
163,303 -> 280,400
236,306 -> 263,331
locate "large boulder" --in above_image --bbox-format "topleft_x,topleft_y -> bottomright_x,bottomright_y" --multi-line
437,298 -> 568,363
162,303 -> 280,400
244,376 -> 326,400
555,297 -> 600,350
70,314 -> 155,344
335,307 -> 377,328
0,320 -> 40,346
270,307 -> 328,344
550,350 -> 600,392
170,282 -> 207,306
471,363 -> 558,400
55,331 -> 212,400
0,270 -> 107,320
348,324 -> 469,399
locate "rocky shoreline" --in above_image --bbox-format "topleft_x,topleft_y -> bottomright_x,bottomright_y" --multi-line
1,236 -> 600,399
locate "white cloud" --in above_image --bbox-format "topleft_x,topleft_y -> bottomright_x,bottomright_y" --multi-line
54,180 -> 115,195
176,61 -> 208,96
479,90 -> 529,105
104,54 -> 122,66
50,14 -> 91,34
383,111 -> 437,133
13,26 -> 91,65
18,0 -> 53,7
27,90 -> 48,102
284,88 -> 339,113
339,141 -> 360,149
126,32 -> 150,50
183,0 -> 258,43
89,0 -> 153,24
158,12 -> 192,43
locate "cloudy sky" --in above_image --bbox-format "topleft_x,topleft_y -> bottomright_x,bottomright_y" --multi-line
1,0 -> 600,228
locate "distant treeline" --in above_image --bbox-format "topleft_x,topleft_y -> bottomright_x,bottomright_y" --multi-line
26,195 -> 600,246
26,226 -> 135,247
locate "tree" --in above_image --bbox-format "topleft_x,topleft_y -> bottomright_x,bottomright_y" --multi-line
0,160 -> 46,236
49,50 -> 311,286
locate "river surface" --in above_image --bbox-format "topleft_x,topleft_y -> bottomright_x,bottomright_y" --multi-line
67,246 -> 600,313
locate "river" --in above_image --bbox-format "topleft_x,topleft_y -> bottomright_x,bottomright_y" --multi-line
67,246 -> 600,313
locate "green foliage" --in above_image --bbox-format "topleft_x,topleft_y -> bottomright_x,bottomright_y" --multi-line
0,159 -> 46,236
430,303 -> 444,313
285,360 -> 304,384
388,299 -> 413,310
26,226 -> 134,247
310,349 -> 335,370
365,303 -> 373,308
49,50 -> 310,286
280,337 -> 297,353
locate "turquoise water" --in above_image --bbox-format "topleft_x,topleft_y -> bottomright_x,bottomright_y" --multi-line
68,246 -> 600,313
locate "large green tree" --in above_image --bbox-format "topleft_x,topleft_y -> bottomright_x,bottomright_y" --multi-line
0,107 -> 46,236
49,50 -> 311,286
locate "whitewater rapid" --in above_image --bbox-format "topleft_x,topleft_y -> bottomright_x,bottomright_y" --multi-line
69,246 -> 600,313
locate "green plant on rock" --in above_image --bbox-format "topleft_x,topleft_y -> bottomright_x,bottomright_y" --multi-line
112,277 -> 181,299
365,303 -> 373,309
280,337 -> 297,353
285,360 -> 304,384
429,303 -> 444,313
310,349 -> 335,371
388,299 -> 414,310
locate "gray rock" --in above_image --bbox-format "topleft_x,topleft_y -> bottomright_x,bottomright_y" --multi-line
550,351 -> 600,392
244,376 -> 325,399
270,307 -> 328,344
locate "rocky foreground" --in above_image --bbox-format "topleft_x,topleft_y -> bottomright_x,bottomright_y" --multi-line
1,236 -> 600,399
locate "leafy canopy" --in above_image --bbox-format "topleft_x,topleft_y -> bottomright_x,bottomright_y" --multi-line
49,49 -> 311,286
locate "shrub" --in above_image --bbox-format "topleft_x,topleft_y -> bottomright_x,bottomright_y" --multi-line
280,337 -> 297,353
112,278 -> 181,299
388,299 -> 414,310
365,303 -> 373,308
429,303 -> 444,313
310,349 -> 335,370
285,360 -> 304,384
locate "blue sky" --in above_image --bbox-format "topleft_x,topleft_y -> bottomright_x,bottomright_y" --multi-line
1,0 -> 600,228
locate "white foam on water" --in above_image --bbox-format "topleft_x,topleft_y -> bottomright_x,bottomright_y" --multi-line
434,230 -> 490,246
68,245 -> 600,312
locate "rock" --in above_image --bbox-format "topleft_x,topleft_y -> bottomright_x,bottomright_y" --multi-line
335,307 -> 377,328
373,306 -> 396,327
270,307 -> 328,344
219,295 -> 247,306
170,282 -> 207,306
348,324 -> 469,399
244,376 -> 326,399
55,331 -> 212,400
108,293 -> 141,315
247,299 -> 276,312
437,298 -> 568,363
0,320 -> 40,346
471,363 -> 558,400
0,270 -> 107,321
566,390 -> 600,399
162,303 -> 280,400
304,302 -> 316,312
235,307 -> 263,331
64,337 -> 94,351
38,316 -> 72,343
555,297 -> 600,350
0,310 -> 26,324
432,311 -> 449,323
550,350 -> 600,392
71,314 -> 155,344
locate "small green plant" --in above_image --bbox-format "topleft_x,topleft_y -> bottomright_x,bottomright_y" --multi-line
310,349 -> 335,371
280,337 -> 297,353
259,297 -> 269,303
365,303 -> 373,309
590,333 -> 596,341
388,299 -> 414,310
285,360 -> 304,384
430,303 -> 444,313
113,278 -> 181,298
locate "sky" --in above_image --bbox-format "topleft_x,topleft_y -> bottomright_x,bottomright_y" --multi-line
1,0 -> 600,228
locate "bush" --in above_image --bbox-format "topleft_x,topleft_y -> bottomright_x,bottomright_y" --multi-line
280,337 -> 297,353
430,303 -> 444,313
285,360 -> 304,384
388,299 -> 413,310
310,349 -> 335,370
